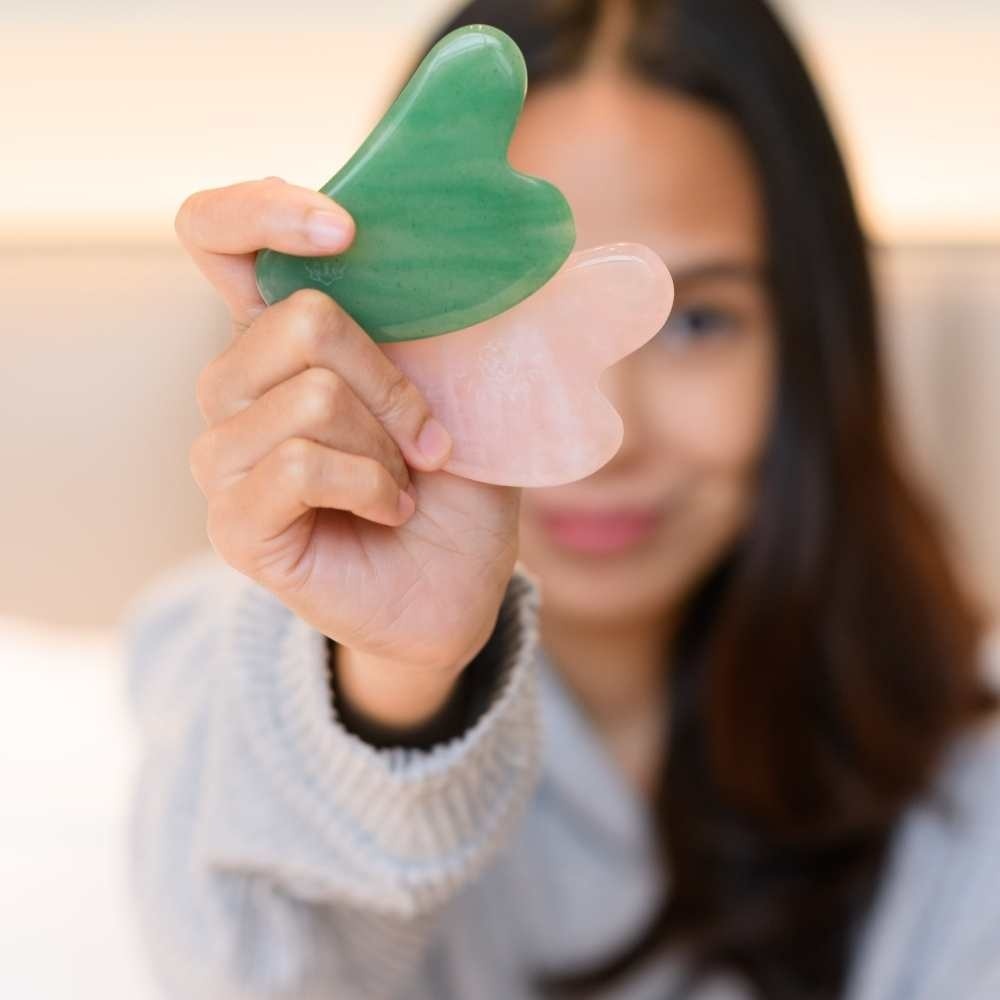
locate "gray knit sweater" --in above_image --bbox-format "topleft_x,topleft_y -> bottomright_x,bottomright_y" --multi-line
119,549 -> 1000,1000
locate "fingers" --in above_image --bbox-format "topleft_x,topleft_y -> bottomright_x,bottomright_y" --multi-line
196,288 -> 453,472
189,366 -> 411,496
174,176 -> 356,329
207,440 -> 414,567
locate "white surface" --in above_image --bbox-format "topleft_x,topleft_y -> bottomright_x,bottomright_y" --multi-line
0,620 -> 156,999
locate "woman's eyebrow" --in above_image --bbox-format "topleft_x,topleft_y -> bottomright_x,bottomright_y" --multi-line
670,260 -> 766,285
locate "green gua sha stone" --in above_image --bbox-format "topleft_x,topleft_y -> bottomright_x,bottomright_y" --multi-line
255,25 -> 576,343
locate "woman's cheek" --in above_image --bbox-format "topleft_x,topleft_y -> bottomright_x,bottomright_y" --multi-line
650,337 -> 775,473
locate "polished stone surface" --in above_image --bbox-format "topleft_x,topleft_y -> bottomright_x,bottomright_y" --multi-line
255,25 -> 575,342
382,243 -> 675,487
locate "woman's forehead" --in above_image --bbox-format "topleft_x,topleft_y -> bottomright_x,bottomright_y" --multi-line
510,74 -> 766,263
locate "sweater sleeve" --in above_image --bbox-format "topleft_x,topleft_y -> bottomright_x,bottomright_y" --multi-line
118,550 -> 542,999
326,598 -> 516,751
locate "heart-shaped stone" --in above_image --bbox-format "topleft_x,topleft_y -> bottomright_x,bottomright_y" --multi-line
381,243 -> 675,487
255,25 -> 575,342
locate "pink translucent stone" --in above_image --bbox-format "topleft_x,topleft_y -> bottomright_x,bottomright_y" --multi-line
381,243 -> 674,487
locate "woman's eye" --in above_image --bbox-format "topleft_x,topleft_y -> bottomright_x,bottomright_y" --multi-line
655,305 -> 741,349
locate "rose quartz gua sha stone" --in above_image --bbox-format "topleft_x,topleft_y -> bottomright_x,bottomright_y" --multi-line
253,23 -> 674,486
382,243 -> 674,487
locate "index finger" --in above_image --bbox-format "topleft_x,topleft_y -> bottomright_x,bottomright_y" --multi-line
174,176 -> 356,330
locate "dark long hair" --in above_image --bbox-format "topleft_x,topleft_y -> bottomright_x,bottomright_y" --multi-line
415,2 -> 995,997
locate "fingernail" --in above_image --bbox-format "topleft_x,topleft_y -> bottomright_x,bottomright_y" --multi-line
417,417 -> 452,465
305,210 -> 351,249
397,489 -> 416,519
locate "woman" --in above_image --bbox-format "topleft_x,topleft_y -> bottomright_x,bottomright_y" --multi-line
122,1 -> 1000,998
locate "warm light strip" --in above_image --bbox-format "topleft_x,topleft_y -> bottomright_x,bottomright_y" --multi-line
0,30 -> 424,242
793,22 -> 1000,244
1,19 -> 998,244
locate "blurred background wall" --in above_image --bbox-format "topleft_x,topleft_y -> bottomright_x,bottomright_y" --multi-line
2,0 -> 999,629
0,3 -> 997,998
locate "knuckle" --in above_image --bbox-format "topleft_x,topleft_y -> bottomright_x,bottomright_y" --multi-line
286,289 -> 349,358
356,455 -> 391,504
273,437 -> 313,487
374,367 -> 422,425
298,367 -> 345,424
255,175 -> 289,210
288,287 -> 335,333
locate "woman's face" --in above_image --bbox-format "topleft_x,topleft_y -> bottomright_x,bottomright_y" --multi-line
509,73 -> 777,629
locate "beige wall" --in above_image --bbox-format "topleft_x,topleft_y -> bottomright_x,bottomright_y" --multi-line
0,245 -> 226,626
1,2 -> 998,627
877,246 -> 1000,615
1,242 -> 998,628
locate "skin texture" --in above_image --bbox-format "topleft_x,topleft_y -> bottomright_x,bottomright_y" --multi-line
508,73 -> 776,796
178,66 -> 775,769
178,180 -> 523,730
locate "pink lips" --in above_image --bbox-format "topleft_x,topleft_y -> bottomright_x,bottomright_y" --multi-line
538,508 -> 662,555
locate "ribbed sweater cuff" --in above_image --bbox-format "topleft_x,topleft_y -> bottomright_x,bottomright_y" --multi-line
195,565 -> 543,917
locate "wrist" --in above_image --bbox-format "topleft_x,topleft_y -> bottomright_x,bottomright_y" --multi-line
331,643 -> 480,732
